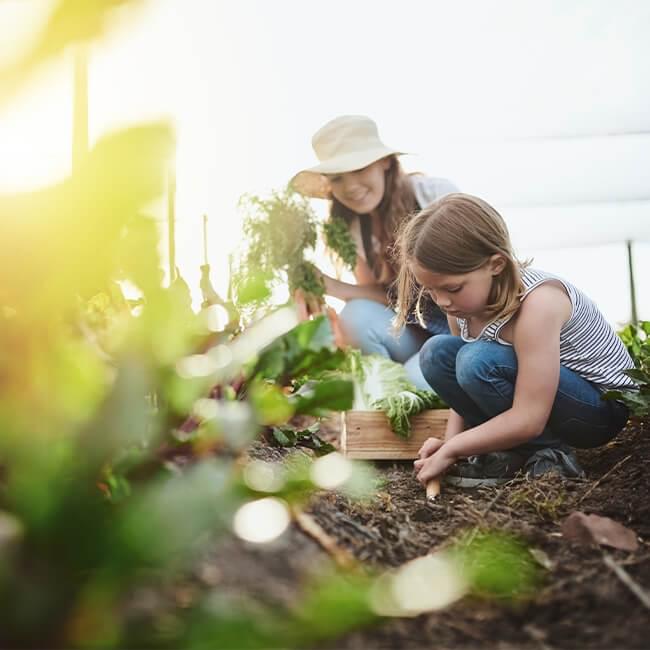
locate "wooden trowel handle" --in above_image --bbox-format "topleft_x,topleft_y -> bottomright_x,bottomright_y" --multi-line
426,479 -> 441,501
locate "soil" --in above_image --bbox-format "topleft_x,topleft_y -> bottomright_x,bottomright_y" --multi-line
163,418 -> 650,649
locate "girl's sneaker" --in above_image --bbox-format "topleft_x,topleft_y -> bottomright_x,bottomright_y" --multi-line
444,445 -> 584,487
524,445 -> 584,478
444,450 -> 529,487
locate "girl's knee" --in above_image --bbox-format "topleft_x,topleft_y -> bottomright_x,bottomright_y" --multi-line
455,341 -> 514,389
419,335 -> 463,382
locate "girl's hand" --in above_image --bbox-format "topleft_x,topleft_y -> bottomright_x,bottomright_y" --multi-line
417,436 -> 445,460
413,446 -> 456,485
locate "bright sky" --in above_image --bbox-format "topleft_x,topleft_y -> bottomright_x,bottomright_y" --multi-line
1,0 -> 649,325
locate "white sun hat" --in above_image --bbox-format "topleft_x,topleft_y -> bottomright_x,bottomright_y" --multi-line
291,115 -> 405,199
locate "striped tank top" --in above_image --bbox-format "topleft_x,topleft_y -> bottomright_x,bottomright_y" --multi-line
457,268 -> 636,391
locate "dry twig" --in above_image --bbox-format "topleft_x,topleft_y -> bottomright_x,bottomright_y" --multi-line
602,553 -> 650,610
292,507 -> 357,570
578,455 -> 632,505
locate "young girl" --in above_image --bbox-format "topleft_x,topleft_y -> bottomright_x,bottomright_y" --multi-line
392,193 -> 634,485
291,115 -> 458,389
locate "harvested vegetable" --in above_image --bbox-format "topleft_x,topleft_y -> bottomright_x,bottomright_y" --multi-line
374,389 -> 446,438
233,187 -> 357,313
322,215 -> 358,270
347,351 -> 446,437
233,186 -> 323,309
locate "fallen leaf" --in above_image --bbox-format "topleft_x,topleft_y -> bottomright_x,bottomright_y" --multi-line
529,547 -> 555,571
561,511 -> 639,552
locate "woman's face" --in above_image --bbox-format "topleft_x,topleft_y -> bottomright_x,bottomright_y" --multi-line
325,158 -> 391,215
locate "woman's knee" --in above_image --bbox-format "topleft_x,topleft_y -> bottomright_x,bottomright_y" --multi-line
339,299 -> 390,347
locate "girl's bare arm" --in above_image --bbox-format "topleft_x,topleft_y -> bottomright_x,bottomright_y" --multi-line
415,284 -> 572,483
417,315 -> 463,459
443,284 -> 572,457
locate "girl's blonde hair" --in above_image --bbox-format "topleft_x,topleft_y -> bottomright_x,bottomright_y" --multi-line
328,156 -> 418,285
394,193 -> 527,329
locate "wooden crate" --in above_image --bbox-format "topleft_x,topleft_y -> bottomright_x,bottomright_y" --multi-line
341,409 -> 450,460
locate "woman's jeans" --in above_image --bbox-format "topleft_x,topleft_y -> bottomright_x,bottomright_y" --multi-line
339,299 -> 448,390
419,335 -> 629,451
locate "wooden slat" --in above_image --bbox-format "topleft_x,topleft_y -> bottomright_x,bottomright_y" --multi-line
341,410 -> 449,459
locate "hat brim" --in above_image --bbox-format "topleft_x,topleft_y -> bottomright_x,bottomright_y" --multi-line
290,146 -> 404,199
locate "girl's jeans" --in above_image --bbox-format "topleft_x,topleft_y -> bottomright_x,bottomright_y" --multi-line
419,335 -> 629,450
339,299 -> 448,390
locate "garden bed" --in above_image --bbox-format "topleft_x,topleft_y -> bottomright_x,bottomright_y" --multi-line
216,417 -> 650,649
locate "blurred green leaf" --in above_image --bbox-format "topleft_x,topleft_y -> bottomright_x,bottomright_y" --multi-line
452,529 -> 541,600
115,460 -> 236,567
233,267 -> 274,306
250,316 -> 347,385
289,378 -> 354,416
289,572 -> 377,643
249,381 -> 294,426
0,0 -> 145,106
0,123 -> 174,321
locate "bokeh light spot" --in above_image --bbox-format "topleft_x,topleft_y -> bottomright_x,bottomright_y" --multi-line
233,497 -> 290,544
310,452 -> 353,489
243,460 -> 286,493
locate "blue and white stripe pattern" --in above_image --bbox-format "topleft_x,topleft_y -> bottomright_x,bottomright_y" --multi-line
458,267 -> 636,391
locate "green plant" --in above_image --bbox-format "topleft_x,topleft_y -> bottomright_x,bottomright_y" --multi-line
270,422 -> 336,456
604,321 -> 650,417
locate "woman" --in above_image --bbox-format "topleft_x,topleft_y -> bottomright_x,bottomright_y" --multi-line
291,114 -> 458,388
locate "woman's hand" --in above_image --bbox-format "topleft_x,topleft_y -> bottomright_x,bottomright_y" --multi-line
413,445 -> 457,485
293,288 -> 324,320
293,290 -> 347,349
325,306 -> 347,348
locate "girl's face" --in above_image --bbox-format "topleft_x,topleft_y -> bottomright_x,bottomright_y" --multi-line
325,158 -> 391,215
412,256 -> 506,320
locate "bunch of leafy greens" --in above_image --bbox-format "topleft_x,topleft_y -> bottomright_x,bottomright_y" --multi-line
347,351 -> 446,437
323,215 -> 358,270
233,189 -> 358,314
233,187 -> 323,309
249,315 -> 347,386
604,320 -> 650,417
